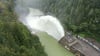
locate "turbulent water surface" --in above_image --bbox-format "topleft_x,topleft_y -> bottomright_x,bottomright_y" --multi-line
24,8 -> 65,40
22,8 -> 74,56
15,0 -> 74,56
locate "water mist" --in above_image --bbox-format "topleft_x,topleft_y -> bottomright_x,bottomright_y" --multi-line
15,0 -> 65,40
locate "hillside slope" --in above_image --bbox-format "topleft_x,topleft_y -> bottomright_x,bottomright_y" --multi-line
0,0 -> 47,56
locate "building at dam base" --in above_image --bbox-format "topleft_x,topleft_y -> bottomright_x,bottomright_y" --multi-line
59,32 -> 100,56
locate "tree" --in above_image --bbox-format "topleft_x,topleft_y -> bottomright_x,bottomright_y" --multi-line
42,0 -> 100,42
0,0 -> 47,56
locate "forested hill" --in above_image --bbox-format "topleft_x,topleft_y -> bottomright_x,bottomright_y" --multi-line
42,0 -> 100,42
0,0 -> 47,56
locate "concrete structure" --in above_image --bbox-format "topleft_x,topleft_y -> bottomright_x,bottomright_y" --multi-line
59,32 -> 100,56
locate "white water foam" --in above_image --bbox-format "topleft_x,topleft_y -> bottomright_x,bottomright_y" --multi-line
15,0 -> 65,40
23,8 -> 65,40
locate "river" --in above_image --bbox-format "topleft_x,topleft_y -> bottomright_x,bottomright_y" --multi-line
37,32 -> 74,56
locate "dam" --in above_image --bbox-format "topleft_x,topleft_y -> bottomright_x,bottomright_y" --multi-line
21,8 -> 100,56
22,8 -> 74,56
15,0 -> 100,55
59,32 -> 100,56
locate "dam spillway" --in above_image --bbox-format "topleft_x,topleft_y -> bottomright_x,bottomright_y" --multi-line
23,8 -> 65,40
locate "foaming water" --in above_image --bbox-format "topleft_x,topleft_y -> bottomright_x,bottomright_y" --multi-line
23,8 -> 65,40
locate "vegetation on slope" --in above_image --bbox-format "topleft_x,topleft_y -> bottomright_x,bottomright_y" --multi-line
42,0 -> 100,42
0,0 -> 47,56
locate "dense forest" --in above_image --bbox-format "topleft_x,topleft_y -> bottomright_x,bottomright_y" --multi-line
0,0 -> 100,55
0,0 -> 47,56
42,0 -> 100,42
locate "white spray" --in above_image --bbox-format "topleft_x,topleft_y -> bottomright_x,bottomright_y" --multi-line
15,0 -> 65,40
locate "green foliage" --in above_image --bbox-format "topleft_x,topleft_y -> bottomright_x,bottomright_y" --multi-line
42,0 -> 100,42
0,0 -> 47,56
0,22 -> 47,56
0,0 -> 17,22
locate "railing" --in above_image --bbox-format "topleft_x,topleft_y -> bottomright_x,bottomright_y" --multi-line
78,36 -> 100,52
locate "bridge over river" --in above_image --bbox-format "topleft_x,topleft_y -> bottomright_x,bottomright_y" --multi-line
59,32 -> 100,56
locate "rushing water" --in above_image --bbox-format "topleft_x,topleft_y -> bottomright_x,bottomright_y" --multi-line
24,8 -> 64,40
22,8 -> 74,56
15,0 -> 65,40
15,0 -> 74,56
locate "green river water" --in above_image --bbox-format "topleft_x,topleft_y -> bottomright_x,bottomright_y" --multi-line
37,32 -> 74,56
